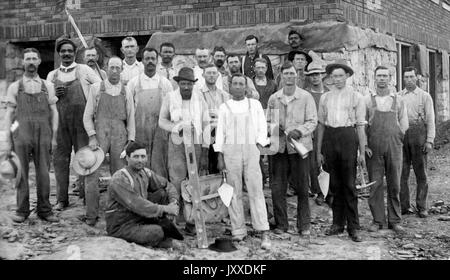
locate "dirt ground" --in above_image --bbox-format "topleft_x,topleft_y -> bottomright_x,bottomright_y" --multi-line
1,144 -> 449,260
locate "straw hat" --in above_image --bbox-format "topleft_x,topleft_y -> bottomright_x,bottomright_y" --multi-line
0,152 -> 22,188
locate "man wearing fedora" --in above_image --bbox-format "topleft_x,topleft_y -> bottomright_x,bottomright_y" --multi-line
105,142 -> 181,248
266,61 -> 317,237
81,56 -> 136,226
215,73 -> 271,248
47,38 -> 101,211
365,66 -> 409,235
127,47 -> 173,179
159,66 -> 210,234
304,61 -> 330,206
4,48 -> 59,223
316,59 -> 366,242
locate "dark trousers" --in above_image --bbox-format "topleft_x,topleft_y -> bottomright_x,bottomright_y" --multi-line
208,144 -> 219,174
323,127 -> 359,233
400,125 -> 429,212
309,143 -> 321,195
270,151 -> 310,232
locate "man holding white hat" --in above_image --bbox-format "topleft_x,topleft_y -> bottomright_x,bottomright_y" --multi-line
82,56 -> 136,226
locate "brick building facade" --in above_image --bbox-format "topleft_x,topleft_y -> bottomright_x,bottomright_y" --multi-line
0,0 -> 449,121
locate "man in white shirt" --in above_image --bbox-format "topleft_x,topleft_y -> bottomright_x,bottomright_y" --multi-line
120,37 -> 144,85
193,48 -> 224,92
47,38 -> 101,211
215,73 -> 271,249
127,47 -> 173,179
82,56 -> 136,226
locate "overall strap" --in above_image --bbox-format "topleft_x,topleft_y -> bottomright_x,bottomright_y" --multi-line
120,83 -> 126,96
18,78 -> 24,93
370,94 -> 377,110
120,168 -> 134,190
390,94 -> 397,111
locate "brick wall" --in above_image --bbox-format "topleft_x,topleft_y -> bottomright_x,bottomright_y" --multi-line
342,0 -> 450,51
0,0 -> 341,41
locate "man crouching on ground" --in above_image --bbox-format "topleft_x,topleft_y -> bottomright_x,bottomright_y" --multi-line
105,142 -> 181,248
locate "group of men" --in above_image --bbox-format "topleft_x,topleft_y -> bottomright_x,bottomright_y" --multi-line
3,29 -> 435,249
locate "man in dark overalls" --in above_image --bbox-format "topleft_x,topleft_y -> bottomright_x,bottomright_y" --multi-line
4,48 -> 59,223
399,67 -> 435,218
365,66 -> 409,235
82,56 -> 136,226
47,39 -> 101,211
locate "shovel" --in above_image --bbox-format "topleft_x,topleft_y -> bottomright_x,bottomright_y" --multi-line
218,172 -> 233,207
356,161 -> 376,189
317,167 -> 330,197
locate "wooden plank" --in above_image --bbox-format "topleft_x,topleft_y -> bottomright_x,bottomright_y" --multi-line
183,125 -> 208,249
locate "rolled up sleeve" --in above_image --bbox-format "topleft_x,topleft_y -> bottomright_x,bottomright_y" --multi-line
44,80 -> 58,105
83,83 -> 98,137
213,105 -> 226,153
5,82 -> 19,108
355,92 -> 367,126
424,93 -> 436,143
124,87 -> 136,141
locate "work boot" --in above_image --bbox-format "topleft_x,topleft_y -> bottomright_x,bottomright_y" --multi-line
390,224 -> 407,235
156,238 -> 173,249
368,223 -> 381,233
402,207 -> 415,215
11,213 -> 27,223
54,202 -> 68,211
86,219 -> 97,227
261,232 -> 271,250
272,228 -> 287,235
418,210 -> 429,218
325,225 -> 344,236
349,230 -> 363,242
39,214 -> 59,223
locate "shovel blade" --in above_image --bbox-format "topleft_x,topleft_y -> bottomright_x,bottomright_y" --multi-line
318,170 -> 330,197
218,183 -> 233,208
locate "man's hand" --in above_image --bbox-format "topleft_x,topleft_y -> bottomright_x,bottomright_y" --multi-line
317,153 -> 325,168
358,153 -> 367,171
217,153 -> 226,172
288,129 -> 302,140
88,136 -> 99,150
423,142 -> 433,154
256,143 -> 264,150
272,125 -> 285,136
164,203 -> 179,216
55,86 -> 66,98
365,146 -> 373,158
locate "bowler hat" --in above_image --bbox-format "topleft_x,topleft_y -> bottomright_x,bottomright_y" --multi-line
56,38 -> 77,53
72,146 -> 105,176
288,49 -> 312,64
174,67 -> 198,83
325,59 -> 354,76
158,216 -> 184,241
0,152 -> 22,188
305,61 -> 326,75
208,238 -> 237,253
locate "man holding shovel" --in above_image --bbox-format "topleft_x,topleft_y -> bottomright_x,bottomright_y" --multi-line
215,73 -> 271,249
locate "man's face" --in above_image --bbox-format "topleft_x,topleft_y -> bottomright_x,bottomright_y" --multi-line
245,38 -> 257,55
293,54 -> 308,71
142,50 -> 158,73
59,43 -> 75,65
213,51 -> 226,68
121,40 -> 138,58
331,68 -> 349,89
309,73 -> 323,86
178,80 -> 194,98
107,58 -> 122,84
127,149 -> 147,171
404,70 -> 418,88
375,69 -> 390,89
84,48 -> 98,67
227,57 -> 241,74
23,52 -> 41,74
196,49 -> 210,69
282,66 -> 297,86
203,66 -> 219,85
254,61 -> 267,77
161,46 -> 175,65
288,33 -> 302,49
230,76 -> 247,99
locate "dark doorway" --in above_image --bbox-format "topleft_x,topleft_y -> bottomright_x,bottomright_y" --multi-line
12,40 -> 55,79
98,35 -> 151,61
429,51 -> 436,110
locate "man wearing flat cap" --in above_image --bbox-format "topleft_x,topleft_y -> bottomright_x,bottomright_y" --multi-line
159,67 -> 210,234
47,38 -> 101,211
316,59 -> 367,242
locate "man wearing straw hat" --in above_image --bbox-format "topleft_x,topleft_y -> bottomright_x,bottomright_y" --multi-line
81,56 -> 136,226
304,61 -> 330,206
266,61 -> 317,237
4,48 -> 59,223
316,59 -> 366,242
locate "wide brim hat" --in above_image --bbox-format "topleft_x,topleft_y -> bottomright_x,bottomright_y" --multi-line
325,59 -> 354,76
173,67 -> 198,83
0,152 -> 22,188
158,216 -> 184,241
305,61 -> 327,75
208,238 -> 237,253
287,49 -> 313,64
73,146 -> 105,176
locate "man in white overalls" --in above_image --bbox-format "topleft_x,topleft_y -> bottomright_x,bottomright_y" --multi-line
127,47 -> 173,179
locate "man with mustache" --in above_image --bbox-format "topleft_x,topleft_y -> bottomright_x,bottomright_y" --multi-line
47,38 -> 101,211
242,35 -> 274,80
193,48 -> 224,92
4,48 -> 59,223
84,46 -> 107,80
120,37 -> 144,85
157,42 -> 178,90
225,55 -> 259,99
82,56 -> 136,226
212,46 -> 229,84
127,47 -> 173,179
105,142 -> 180,248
